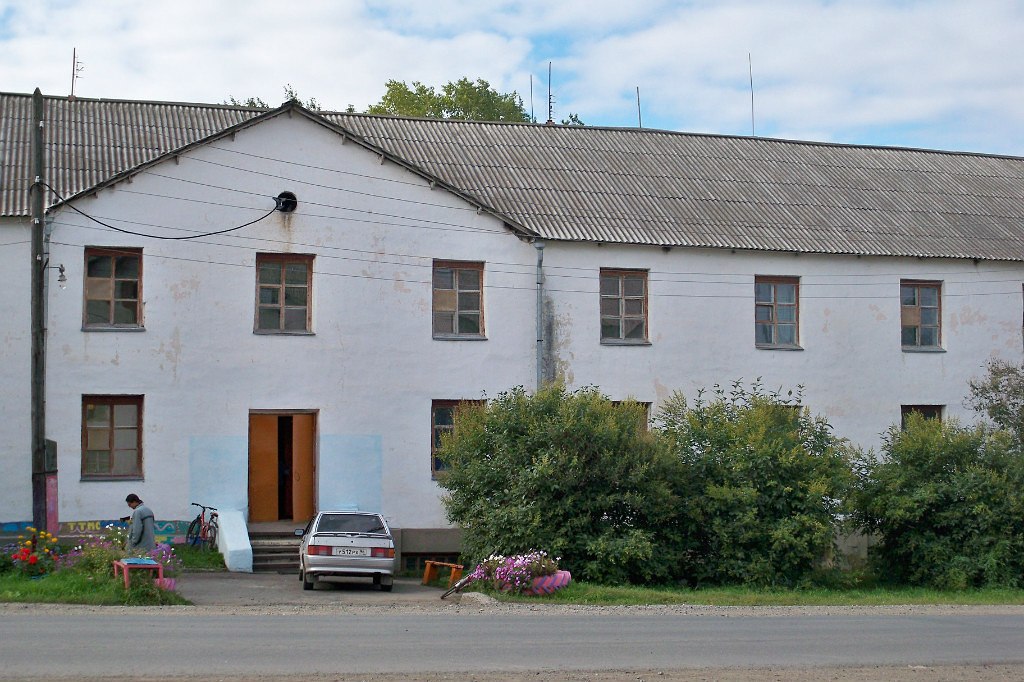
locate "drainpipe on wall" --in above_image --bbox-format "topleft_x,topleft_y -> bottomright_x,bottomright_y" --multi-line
534,240 -> 545,391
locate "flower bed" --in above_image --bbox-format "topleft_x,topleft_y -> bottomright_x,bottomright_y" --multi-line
469,550 -> 571,595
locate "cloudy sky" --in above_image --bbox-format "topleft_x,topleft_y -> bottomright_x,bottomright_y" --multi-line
2,0 -> 1022,155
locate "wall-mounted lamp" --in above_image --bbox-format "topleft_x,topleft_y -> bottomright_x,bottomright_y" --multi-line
57,264 -> 67,290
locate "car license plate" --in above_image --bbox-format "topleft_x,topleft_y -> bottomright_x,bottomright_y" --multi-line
333,547 -> 370,557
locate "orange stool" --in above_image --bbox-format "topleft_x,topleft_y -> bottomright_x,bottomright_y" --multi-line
421,560 -> 464,588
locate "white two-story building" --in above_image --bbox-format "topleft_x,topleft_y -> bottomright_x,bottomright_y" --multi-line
2,92 -> 1022,565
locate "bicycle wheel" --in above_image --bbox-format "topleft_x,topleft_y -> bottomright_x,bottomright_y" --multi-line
186,517 -> 202,547
205,520 -> 218,551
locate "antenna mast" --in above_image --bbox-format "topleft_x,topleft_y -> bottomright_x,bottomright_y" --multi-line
530,74 -> 535,123
636,86 -> 643,128
748,52 -> 755,136
70,48 -> 84,98
546,61 -> 554,124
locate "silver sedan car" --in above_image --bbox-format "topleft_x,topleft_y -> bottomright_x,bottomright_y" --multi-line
296,511 -> 396,591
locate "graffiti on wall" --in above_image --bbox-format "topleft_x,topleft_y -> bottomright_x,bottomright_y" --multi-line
2,519 -> 189,544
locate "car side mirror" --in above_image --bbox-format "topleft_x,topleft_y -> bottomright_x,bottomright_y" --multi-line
294,529 -> 304,537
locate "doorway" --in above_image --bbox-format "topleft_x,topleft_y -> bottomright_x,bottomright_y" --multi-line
248,412 -> 316,523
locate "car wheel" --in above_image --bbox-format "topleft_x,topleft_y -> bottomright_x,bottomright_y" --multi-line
380,582 -> 393,592
302,569 -> 314,591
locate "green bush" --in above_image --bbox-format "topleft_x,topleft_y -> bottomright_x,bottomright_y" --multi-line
851,413 -> 1024,589
656,381 -> 853,587
438,385 -> 684,585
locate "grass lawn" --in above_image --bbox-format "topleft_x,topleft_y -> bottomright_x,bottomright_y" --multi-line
174,543 -> 227,571
484,581 -> 1024,606
0,570 -> 188,606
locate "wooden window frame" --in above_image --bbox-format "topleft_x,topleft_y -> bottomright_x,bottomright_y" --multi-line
901,404 -> 943,429
901,280 -> 941,349
431,399 -> 483,479
81,395 -> 143,480
600,269 -> 649,344
432,260 -> 485,339
755,276 -> 800,348
255,253 -> 314,334
83,247 -> 143,329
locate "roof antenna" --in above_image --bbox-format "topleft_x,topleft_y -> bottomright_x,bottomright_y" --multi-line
546,61 -> 554,124
748,52 -> 756,136
70,48 -> 84,100
636,86 -> 643,128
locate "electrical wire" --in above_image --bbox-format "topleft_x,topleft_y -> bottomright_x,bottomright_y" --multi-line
39,181 -> 280,240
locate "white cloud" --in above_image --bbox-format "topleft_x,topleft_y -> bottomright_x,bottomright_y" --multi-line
0,0 -> 1022,154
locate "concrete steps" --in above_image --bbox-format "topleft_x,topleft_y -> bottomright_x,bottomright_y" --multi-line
249,530 -> 301,574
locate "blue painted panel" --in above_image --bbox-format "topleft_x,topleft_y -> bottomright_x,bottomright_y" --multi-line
189,436 -> 248,512
319,435 -> 382,513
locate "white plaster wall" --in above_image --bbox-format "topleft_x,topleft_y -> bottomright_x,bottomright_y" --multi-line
543,242 -> 1024,451
43,113 -> 538,527
0,218 -> 33,523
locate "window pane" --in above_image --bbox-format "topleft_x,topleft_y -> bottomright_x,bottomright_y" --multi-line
285,263 -> 307,285
258,308 -> 280,330
920,308 -> 938,325
259,288 -> 279,305
284,308 -> 307,330
457,269 -> 480,289
284,286 -> 307,306
756,324 -> 774,344
114,428 -> 137,449
113,301 -> 138,324
600,298 -> 620,316
457,313 -> 480,334
86,428 -> 110,450
87,255 -> 112,278
902,326 -> 918,345
258,262 -> 281,284
599,276 -> 619,296
434,407 -> 454,426
623,318 -> 645,340
920,287 -> 938,307
114,281 -> 138,299
433,289 -> 457,312
112,450 -> 138,475
113,404 -> 138,427
433,456 -> 449,472
776,284 -> 796,304
754,282 -> 772,303
623,276 -> 645,297
920,327 -> 938,346
85,278 -> 113,300
433,268 -> 454,289
458,292 -> 480,311
755,304 -> 773,322
601,319 -> 620,339
777,305 -> 796,322
84,451 -> 109,474
433,312 -> 454,334
624,298 -> 644,315
901,285 -> 917,306
85,300 -> 111,324
777,324 -> 796,345
85,404 -> 110,427
114,256 -> 139,278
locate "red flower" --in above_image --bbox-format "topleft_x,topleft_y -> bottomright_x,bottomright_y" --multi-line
28,554 -> 38,565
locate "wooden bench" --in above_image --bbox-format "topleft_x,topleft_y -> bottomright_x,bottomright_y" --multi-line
421,560 -> 464,588
112,559 -> 164,589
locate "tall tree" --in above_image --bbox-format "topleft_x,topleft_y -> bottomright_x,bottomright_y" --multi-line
366,78 -> 530,122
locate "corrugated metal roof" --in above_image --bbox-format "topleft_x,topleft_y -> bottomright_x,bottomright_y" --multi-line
3,92 -> 1024,261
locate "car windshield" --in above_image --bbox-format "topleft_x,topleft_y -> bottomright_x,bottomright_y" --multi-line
315,514 -> 386,534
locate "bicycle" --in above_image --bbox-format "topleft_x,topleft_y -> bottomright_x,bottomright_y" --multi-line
186,502 -> 219,550
440,573 -> 474,600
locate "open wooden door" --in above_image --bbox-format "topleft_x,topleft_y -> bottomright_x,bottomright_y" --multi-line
292,413 -> 315,523
248,412 -> 316,522
248,414 -> 279,522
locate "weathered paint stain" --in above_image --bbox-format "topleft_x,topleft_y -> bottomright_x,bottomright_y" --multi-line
169,275 -> 201,302
821,308 -> 832,334
868,304 -> 887,321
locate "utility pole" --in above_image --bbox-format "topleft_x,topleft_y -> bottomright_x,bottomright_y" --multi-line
30,88 -> 47,531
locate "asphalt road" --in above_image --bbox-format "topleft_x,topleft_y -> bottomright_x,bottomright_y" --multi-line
3,606 -> 1023,678
2,573 -> 1023,680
